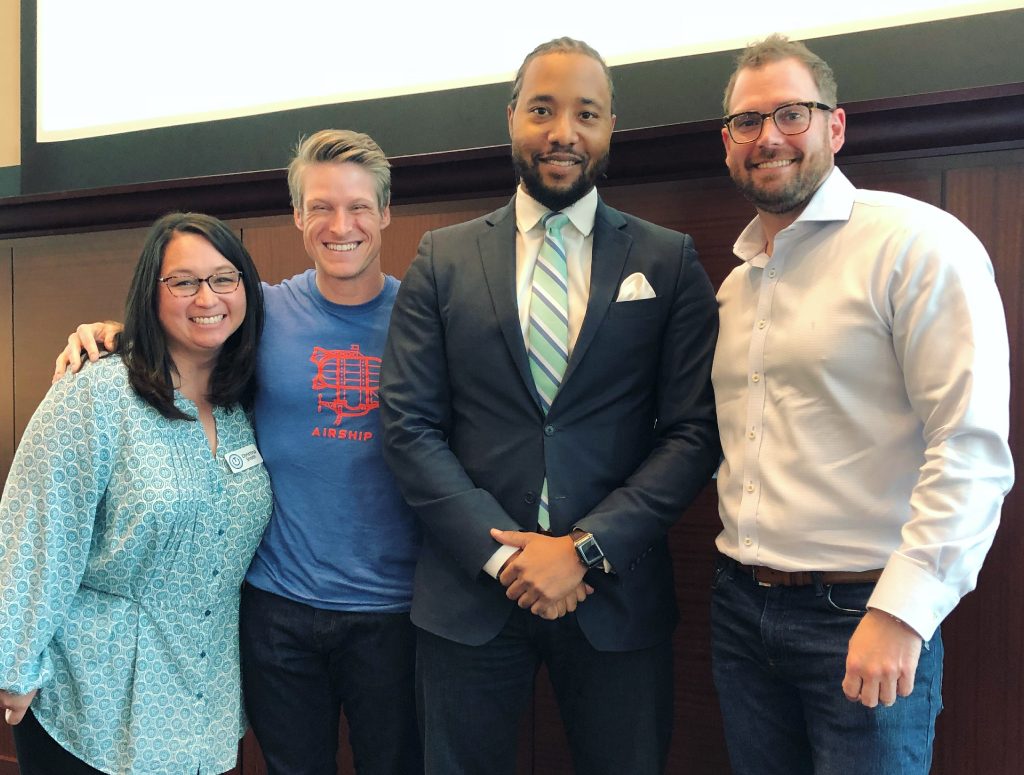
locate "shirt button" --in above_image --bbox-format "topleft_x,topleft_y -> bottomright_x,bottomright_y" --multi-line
748,429 -> 756,440
196,692 -> 204,700
768,269 -> 777,278
212,569 -> 219,577
217,528 -> 225,536
204,610 -> 211,617
751,373 -> 760,383
544,425 -> 555,436
746,482 -> 755,493
743,537 -> 752,546
200,651 -> 206,658
757,319 -> 766,329
524,491 -> 537,504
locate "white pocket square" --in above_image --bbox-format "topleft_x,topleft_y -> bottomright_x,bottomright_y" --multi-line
616,272 -> 656,301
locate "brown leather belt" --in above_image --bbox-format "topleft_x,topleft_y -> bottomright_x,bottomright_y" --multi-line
739,563 -> 883,587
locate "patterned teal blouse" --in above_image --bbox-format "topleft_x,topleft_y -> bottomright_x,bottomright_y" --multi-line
0,357 -> 272,774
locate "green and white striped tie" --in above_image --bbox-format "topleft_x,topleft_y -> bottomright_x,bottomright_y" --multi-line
528,212 -> 570,530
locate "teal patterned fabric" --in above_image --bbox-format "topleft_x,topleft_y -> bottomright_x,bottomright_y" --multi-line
0,356 -> 272,774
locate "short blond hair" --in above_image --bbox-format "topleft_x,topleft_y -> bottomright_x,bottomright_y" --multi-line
287,129 -> 391,212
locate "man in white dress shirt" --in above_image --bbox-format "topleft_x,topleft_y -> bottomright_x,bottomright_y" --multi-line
710,34 -> 1014,775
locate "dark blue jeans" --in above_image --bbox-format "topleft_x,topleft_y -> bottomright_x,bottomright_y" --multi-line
416,607 -> 673,775
239,584 -> 422,775
710,555 -> 943,775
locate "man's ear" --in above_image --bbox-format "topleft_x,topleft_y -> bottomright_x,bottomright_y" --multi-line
829,107 -> 847,155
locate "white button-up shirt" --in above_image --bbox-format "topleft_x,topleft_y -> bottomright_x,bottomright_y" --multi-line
713,167 -> 1014,640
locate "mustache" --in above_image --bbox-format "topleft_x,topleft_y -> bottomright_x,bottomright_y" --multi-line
536,145 -> 584,161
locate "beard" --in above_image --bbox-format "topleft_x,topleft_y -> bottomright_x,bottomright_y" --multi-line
512,147 -> 609,212
730,149 -> 833,215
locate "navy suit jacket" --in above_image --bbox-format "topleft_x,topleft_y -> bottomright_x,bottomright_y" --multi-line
380,195 -> 719,651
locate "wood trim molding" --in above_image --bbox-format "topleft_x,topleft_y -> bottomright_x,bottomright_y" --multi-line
1,84 -> 1021,239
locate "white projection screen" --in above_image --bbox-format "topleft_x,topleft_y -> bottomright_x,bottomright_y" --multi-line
35,0 -> 1024,143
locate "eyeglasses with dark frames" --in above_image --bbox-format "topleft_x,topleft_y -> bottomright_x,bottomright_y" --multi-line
158,271 -> 243,298
723,101 -> 835,144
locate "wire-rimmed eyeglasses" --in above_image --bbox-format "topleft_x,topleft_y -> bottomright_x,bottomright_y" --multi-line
723,101 -> 835,144
158,271 -> 243,298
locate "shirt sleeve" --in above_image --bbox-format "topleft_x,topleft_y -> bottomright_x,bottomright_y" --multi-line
0,368 -> 116,694
867,217 -> 1014,640
482,545 -> 519,579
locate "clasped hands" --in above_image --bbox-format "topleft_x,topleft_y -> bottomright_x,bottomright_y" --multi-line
491,529 -> 594,621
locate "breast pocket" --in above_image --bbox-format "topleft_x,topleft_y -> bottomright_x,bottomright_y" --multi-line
586,299 -> 665,381
606,297 -> 661,320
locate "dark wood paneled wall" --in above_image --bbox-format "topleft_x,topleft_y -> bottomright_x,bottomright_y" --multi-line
938,163 -> 1024,775
0,149 -> 1021,774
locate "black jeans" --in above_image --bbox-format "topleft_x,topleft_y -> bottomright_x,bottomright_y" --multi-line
12,709 -> 107,775
239,584 -> 422,775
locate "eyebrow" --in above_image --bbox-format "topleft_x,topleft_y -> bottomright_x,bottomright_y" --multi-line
306,196 -> 375,207
163,264 -> 236,276
730,98 -> 813,114
526,94 -> 606,109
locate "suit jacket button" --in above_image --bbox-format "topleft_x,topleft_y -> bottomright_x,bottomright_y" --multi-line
544,425 -> 555,436
525,491 -> 537,504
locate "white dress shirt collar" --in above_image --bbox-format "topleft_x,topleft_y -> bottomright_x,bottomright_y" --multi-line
733,167 -> 856,267
514,184 -> 598,238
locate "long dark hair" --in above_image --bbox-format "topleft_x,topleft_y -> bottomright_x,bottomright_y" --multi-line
121,212 -> 265,420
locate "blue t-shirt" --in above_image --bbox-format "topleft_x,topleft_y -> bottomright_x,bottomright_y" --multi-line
245,270 -> 419,611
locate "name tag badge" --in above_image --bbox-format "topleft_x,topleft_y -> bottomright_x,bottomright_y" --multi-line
225,444 -> 263,474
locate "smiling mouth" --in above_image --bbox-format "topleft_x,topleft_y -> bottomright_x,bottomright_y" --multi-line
752,159 -> 796,170
191,315 -> 225,325
325,242 -> 360,252
539,154 -> 583,168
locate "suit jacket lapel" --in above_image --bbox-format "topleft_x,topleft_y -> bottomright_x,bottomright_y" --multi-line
561,200 -> 631,387
478,197 -> 542,410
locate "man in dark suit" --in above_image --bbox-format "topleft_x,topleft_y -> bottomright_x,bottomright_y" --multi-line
380,37 -> 719,775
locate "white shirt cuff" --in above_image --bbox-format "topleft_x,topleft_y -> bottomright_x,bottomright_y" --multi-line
867,553 -> 960,641
483,545 -> 518,579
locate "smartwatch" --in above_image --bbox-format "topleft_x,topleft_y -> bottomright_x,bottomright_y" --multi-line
571,529 -> 605,569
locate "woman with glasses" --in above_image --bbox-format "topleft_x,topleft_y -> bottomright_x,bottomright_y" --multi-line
0,212 -> 272,775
